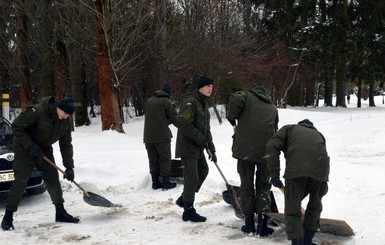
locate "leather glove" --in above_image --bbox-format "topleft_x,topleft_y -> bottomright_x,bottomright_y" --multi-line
64,168 -> 75,181
228,119 -> 236,126
28,144 -> 44,160
209,151 -> 217,163
270,177 -> 283,188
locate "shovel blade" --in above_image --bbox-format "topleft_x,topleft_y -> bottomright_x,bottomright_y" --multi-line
83,192 -> 122,208
225,184 -> 244,219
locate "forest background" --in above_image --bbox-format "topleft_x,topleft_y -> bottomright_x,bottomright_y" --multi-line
0,0 -> 384,132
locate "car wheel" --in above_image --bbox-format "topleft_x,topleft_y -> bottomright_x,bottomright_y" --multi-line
25,185 -> 46,196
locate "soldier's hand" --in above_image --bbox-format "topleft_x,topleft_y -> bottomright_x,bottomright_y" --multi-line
28,144 -> 44,160
270,177 -> 283,188
64,168 -> 75,181
209,151 -> 217,163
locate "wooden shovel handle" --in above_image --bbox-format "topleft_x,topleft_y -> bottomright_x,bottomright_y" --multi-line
206,149 -> 230,186
43,156 -> 90,197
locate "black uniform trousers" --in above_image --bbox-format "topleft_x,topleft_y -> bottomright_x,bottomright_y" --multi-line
284,177 -> 328,240
181,152 -> 209,205
237,159 -> 272,215
5,149 -> 64,212
145,142 -> 172,177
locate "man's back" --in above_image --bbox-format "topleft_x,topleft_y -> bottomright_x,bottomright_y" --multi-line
143,90 -> 177,144
227,88 -> 278,161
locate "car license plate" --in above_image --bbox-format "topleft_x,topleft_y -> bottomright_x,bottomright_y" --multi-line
0,172 -> 14,182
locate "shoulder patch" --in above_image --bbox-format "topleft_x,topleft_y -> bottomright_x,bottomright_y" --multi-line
181,109 -> 192,120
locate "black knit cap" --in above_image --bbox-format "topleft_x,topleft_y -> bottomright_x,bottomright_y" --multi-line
298,119 -> 313,126
197,75 -> 214,89
161,84 -> 172,96
57,98 -> 76,114
254,85 -> 267,95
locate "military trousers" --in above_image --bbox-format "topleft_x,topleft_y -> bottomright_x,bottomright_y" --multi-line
145,142 -> 172,177
284,177 -> 328,240
5,150 -> 64,212
237,159 -> 271,215
181,153 -> 209,205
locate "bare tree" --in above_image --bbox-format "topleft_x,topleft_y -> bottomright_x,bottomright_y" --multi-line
154,0 -> 168,87
13,0 -> 34,109
94,0 -> 124,132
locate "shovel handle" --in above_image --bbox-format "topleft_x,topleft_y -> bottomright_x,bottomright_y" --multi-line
279,185 -> 305,215
43,156 -> 90,197
206,149 -> 230,186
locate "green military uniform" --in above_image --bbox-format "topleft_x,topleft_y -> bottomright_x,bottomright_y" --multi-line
175,90 -> 215,205
143,89 -> 178,179
5,96 -> 74,212
266,119 -> 330,241
227,87 -> 278,215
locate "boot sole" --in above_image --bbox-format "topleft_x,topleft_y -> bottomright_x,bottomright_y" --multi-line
56,218 -> 80,223
182,216 -> 207,222
162,184 -> 177,190
1,225 -> 14,231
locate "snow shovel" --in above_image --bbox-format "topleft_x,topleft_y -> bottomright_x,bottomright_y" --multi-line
43,156 -> 122,208
266,185 -> 354,236
206,149 -> 244,219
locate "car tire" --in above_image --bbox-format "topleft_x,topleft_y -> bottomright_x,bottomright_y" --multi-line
25,185 -> 46,196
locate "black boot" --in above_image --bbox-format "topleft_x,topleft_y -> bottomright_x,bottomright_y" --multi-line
176,194 -> 184,208
256,213 -> 274,237
241,213 -> 255,236
1,210 -> 14,231
292,238 -> 303,245
182,203 -> 206,222
161,175 -> 176,190
304,229 -> 316,245
55,203 -> 80,223
151,174 -> 162,190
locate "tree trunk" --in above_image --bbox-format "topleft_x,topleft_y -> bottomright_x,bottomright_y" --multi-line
323,64 -> 334,107
95,0 -> 124,133
75,57 -> 91,127
334,0 -> 347,108
56,40 -> 65,99
155,0 -> 168,87
356,79 -> 362,108
335,52 -> 347,107
368,82 -> 375,107
14,0 -> 34,109
0,6 -> 10,99
243,0 -> 252,35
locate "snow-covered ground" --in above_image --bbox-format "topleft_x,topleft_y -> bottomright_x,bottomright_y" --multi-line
1,95 -> 384,244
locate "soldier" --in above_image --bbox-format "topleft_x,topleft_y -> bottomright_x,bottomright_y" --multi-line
266,119 -> 330,245
143,84 -> 178,190
226,85 -> 279,236
174,75 -> 217,222
1,96 -> 79,231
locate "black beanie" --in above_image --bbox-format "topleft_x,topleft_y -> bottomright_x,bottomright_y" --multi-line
254,85 -> 267,95
57,98 -> 76,114
197,75 -> 214,89
298,119 -> 313,127
161,84 -> 172,96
